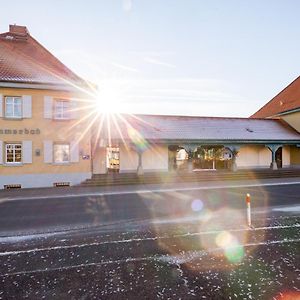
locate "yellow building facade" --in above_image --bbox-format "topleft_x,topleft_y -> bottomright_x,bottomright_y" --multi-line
0,87 -> 92,188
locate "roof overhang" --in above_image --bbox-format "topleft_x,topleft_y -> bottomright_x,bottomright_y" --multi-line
109,138 -> 300,146
270,107 -> 300,118
0,81 -> 82,92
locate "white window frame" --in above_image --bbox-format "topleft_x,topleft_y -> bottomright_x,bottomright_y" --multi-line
5,143 -> 22,164
4,96 -> 22,119
53,143 -> 70,164
53,99 -> 70,120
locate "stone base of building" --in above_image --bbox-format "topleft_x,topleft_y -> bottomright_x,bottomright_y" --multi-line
0,172 -> 92,189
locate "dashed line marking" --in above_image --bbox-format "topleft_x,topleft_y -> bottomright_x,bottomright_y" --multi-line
0,224 -> 299,257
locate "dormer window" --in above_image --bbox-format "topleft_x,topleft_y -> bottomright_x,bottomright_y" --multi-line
5,96 -> 22,118
54,99 -> 70,120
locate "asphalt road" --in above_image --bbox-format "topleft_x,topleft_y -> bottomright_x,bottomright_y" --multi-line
0,183 -> 299,299
0,183 -> 300,235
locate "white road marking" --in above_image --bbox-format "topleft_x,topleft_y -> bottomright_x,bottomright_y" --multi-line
272,205 -> 300,212
0,232 -> 63,243
2,180 -> 300,202
1,238 -> 299,277
0,224 -> 299,257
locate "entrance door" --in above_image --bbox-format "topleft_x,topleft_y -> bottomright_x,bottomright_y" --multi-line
275,147 -> 282,168
107,147 -> 120,173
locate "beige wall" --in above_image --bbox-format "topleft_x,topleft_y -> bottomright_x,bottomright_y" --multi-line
119,146 -> 138,172
282,146 -> 290,167
143,145 -> 169,171
290,146 -> 300,166
258,147 -> 270,167
119,144 -> 168,173
282,111 -> 300,132
236,145 -> 290,169
236,146 -> 260,168
92,147 -> 107,174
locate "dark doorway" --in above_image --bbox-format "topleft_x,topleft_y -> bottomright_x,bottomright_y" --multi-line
275,147 -> 282,168
168,145 -> 180,171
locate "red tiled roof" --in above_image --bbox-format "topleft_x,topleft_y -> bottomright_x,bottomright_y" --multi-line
251,76 -> 300,118
0,25 -> 86,87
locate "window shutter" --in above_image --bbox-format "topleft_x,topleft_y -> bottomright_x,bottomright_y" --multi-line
22,141 -> 32,164
0,141 -> 3,164
22,95 -> 32,118
70,141 -> 79,162
0,94 -> 3,118
44,140 -> 53,163
70,99 -> 78,119
44,96 -> 53,119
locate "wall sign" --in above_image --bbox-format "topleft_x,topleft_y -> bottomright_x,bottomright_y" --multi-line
0,128 -> 41,135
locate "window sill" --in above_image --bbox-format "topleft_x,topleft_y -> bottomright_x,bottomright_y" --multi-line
3,117 -> 23,120
52,118 -> 71,121
52,162 -> 71,165
4,163 -> 23,167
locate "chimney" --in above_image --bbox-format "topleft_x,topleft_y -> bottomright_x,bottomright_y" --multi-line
9,24 -> 29,39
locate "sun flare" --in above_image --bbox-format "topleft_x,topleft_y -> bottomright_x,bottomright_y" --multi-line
94,80 -> 129,114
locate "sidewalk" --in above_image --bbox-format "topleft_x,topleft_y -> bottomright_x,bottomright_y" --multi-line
1,177 -> 300,201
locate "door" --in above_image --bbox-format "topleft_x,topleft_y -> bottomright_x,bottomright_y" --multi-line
275,147 -> 282,168
107,147 -> 120,173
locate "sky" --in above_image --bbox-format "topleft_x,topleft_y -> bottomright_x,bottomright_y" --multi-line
1,0 -> 300,117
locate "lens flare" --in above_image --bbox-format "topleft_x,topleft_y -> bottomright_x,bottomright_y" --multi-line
224,244 -> 244,264
127,126 -> 149,152
199,208 -> 248,259
191,199 -> 204,212
274,291 -> 300,300
215,231 -> 235,248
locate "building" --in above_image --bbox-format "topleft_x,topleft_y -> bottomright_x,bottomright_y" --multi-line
0,25 -> 93,188
1,24 -> 300,188
92,114 -> 300,175
251,76 -> 300,167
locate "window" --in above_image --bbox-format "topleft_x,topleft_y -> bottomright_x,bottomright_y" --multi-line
5,143 -> 22,163
54,100 -> 70,120
5,96 -> 22,118
53,144 -> 70,163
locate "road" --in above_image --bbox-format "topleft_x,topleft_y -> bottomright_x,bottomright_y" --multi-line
0,183 -> 299,299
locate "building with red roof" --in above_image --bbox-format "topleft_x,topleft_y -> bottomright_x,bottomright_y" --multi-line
0,24 -> 86,87
0,25 -> 93,188
251,76 -> 300,167
0,24 -> 300,188
251,76 -> 300,120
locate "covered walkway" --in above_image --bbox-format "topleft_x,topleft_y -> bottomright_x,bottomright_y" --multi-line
91,114 -> 300,176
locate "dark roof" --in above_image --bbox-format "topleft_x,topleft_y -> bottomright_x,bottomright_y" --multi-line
99,114 -> 300,143
251,76 -> 300,118
0,25 -> 86,87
